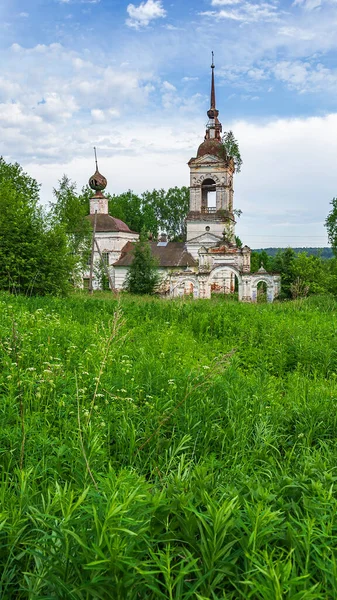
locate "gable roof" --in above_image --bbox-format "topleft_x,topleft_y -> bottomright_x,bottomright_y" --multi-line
86,214 -> 136,233
114,241 -> 197,268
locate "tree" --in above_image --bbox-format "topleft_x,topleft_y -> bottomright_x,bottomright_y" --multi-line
222,131 -> 243,173
108,191 -> 144,234
325,197 -> 337,256
271,248 -> 296,298
290,253 -> 332,296
50,176 -> 91,269
250,251 -> 260,273
125,231 -> 159,295
108,186 -> 190,240
0,157 -> 75,295
250,250 -> 272,273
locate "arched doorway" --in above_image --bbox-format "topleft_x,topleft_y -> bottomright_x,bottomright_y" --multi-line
208,266 -> 242,300
257,280 -> 267,302
251,278 -> 275,303
170,277 -> 200,298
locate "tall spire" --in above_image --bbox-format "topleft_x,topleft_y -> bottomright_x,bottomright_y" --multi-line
205,52 -> 222,141
210,51 -> 216,110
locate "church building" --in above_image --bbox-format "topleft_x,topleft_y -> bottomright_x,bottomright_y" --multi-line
83,59 -> 280,302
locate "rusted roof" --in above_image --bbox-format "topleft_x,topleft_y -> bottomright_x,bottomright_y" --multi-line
197,139 -> 224,159
114,241 -> 197,268
86,214 -> 136,233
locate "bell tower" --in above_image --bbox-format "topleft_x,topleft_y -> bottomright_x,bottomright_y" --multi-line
186,54 -> 236,257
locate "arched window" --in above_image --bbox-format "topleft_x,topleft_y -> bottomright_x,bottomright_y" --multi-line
201,178 -> 216,212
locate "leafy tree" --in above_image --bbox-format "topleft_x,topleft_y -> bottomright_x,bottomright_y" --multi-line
108,191 -> 144,234
290,277 -> 310,300
50,176 -> 91,264
325,197 -> 337,256
0,157 -> 75,295
108,186 -> 190,240
235,235 -> 243,248
94,260 -> 110,291
250,252 -> 260,273
259,250 -> 272,271
250,250 -> 272,272
271,248 -> 296,298
291,253 -> 332,296
125,230 -> 159,295
158,186 -> 189,241
222,131 -> 243,173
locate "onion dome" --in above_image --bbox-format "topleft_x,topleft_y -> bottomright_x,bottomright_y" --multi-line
89,169 -> 107,192
89,147 -> 107,191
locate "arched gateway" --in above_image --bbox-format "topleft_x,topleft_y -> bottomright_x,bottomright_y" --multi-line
207,265 -> 243,299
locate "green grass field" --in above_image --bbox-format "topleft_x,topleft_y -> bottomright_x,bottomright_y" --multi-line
1,292 -> 337,599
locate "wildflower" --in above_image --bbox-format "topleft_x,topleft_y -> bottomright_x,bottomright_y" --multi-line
298,433 -> 304,438
168,379 -> 175,385
202,365 -> 210,370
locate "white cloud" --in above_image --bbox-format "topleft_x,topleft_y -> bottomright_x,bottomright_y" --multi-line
0,42 -> 158,165
211,0 -> 241,5
162,80 -> 176,91
201,2 -> 281,23
292,0 -> 322,10
231,114 -> 337,246
19,12 -> 29,17
91,108 -> 120,122
126,0 -> 166,29
273,60 -> 337,92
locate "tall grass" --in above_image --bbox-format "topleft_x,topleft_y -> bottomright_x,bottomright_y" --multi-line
1,292 -> 337,598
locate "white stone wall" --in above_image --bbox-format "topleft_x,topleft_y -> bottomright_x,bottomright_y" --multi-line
83,231 -> 139,289
90,197 -> 108,215
114,267 -> 172,292
186,221 -> 225,242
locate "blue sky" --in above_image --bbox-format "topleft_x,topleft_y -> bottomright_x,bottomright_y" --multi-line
1,0 -> 337,247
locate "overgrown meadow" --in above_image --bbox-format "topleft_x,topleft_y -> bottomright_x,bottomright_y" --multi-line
1,292 -> 337,599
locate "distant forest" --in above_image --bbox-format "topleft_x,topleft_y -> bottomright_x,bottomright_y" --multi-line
255,247 -> 333,259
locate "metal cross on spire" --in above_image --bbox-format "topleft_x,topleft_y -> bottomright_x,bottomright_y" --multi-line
93,146 -> 98,171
